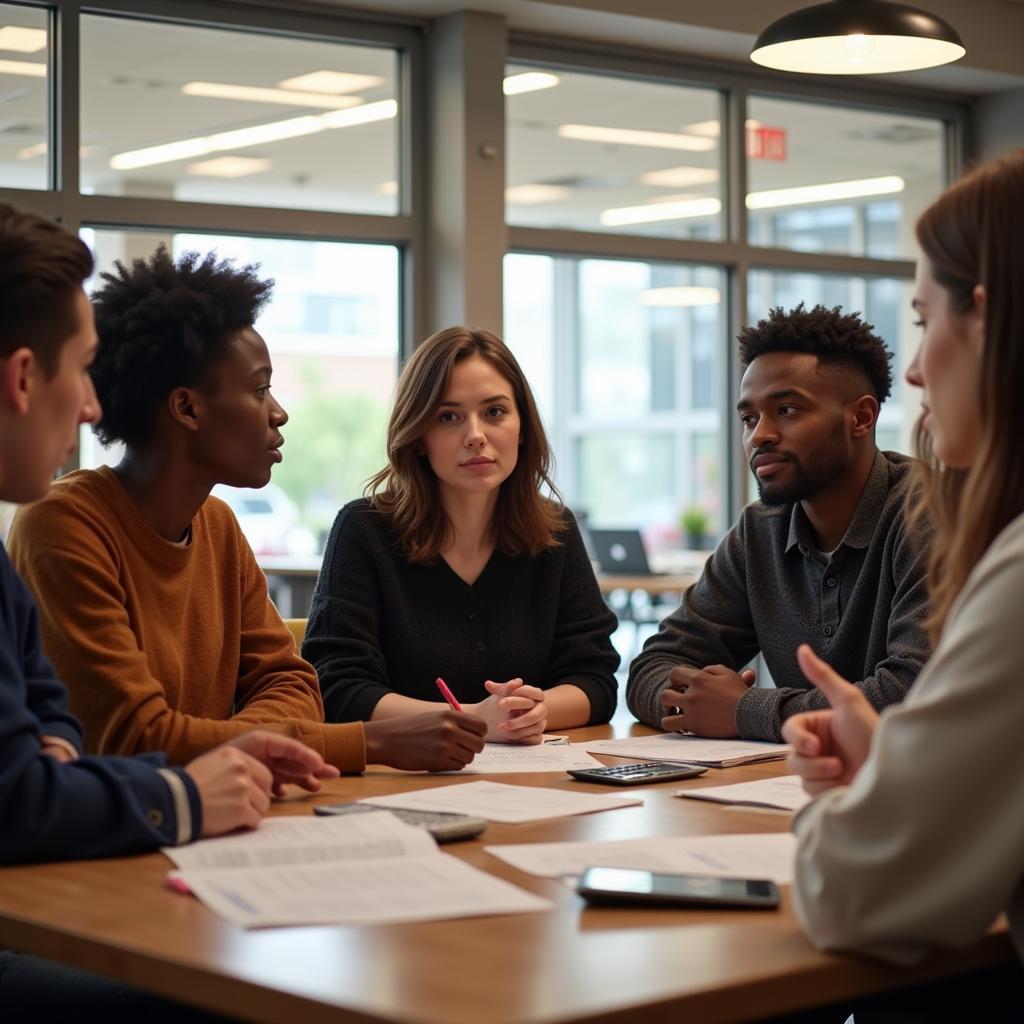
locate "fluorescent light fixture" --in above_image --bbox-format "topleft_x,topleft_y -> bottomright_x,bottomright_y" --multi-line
505,183 -> 570,205
182,81 -> 361,110
0,57 -> 45,77
277,70 -> 383,94
751,0 -> 965,75
375,180 -> 398,195
558,123 -> 716,152
640,166 -> 719,188
601,197 -> 722,227
187,156 -> 271,178
640,286 -> 721,307
503,72 -> 560,95
682,118 -> 762,138
0,26 -> 47,52
110,100 -> 397,171
745,175 -> 904,210
16,141 -> 46,159
320,99 -> 397,128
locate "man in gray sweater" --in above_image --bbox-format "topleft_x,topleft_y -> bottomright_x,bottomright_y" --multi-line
627,303 -> 931,742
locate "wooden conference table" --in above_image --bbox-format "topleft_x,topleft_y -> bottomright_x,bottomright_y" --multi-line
0,721 -> 1012,1024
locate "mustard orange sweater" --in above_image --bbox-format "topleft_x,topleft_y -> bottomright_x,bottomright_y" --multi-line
9,467 -> 365,772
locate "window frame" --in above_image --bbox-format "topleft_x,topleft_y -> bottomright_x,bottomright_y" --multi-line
505,32 -> 969,522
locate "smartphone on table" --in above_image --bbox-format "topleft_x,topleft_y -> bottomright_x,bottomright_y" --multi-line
576,866 -> 780,909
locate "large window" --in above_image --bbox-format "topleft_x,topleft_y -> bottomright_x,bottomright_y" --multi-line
505,253 -> 725,547
0,4 -> 417,564
747,270 -> 917,454
746,96 -> 945,259
505,64 -> 722,240
80,16 -> 400,215
80,230 -> 400,557
505,52 -> 959,545
0,3 -> 49,190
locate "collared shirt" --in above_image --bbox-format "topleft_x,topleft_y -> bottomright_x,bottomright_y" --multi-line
626,450 -> 932,741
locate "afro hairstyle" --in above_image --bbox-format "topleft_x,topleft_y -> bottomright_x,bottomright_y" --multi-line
737,302 -> 893,404
90,246 -> 273,447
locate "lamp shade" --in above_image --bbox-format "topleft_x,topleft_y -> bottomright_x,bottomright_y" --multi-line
751,0 -> 965,75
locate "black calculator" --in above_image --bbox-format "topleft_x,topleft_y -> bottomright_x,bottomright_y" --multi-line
313,802 -> 487,842
567,762 -> 709,786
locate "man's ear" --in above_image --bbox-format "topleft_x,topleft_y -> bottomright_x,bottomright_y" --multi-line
849,393 -> 879,439
0,348 -> 40,417
167,386 -> 202,433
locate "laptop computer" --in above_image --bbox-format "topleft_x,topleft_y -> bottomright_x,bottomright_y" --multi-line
587,528 -> 664,575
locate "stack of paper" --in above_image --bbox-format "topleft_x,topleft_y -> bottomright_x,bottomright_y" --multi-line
487,832 -> 796,883
437,742 -> 604,774
675,775 -> 811,812
164,813 -> 551,928
361,780 -> 642,823
583,734 -> 789,767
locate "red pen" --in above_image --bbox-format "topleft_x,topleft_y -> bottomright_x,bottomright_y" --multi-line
435,676 -> 462,712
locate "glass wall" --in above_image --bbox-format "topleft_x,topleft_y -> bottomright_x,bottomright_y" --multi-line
746,96 -> 944,259
80,16 -> 400,214
0,3 -> 49,190
505,63 -> 722,240
505,57 -> 953,544
747,270 -> 917,454
81,230 -> 400,557
505,253 -> 725,547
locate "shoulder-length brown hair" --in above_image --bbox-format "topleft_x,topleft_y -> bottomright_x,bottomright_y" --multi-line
365,326 -> 564,563
907,149 -> 1024,643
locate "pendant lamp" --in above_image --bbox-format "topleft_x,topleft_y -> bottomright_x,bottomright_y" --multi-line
751,0 -> 965,75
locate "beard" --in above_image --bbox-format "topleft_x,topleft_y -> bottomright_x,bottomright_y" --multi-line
753,421 -> 852,506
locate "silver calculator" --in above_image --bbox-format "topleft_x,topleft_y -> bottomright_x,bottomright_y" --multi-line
313,802 -> 487,842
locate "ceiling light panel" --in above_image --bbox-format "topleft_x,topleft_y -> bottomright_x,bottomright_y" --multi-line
503,72 -> 560,96
277,70 -> 383,94
187,156 -> 271,178
558,124 -> 716,152
182,82 -> 361,110
640,166 -> 719,188
601,197 -> 722,227
0,26 -> 47,53
0,58 -> 45,77
746,175 -> 904,210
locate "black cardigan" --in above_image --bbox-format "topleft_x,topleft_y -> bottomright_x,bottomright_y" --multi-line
303,499 -> 620,725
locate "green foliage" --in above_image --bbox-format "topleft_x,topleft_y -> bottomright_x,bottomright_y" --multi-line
272,359 -> 390,532
680,505 -> 710,536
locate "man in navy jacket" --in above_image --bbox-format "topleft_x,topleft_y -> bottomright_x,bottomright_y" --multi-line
0,204 -> 336,1018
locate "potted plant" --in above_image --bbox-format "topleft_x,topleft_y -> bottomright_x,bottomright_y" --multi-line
680,506 -> 710,550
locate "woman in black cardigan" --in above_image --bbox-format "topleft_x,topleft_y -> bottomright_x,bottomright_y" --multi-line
304,326 -> 619,743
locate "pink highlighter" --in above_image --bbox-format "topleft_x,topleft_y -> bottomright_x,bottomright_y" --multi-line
435,676 -> 462,712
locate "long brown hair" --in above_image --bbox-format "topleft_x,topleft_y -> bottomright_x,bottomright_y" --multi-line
907,150 -> 1024,642
365,326 -> 564,562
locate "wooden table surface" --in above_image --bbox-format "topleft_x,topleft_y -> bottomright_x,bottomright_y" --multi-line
0,722 -> 1011,1024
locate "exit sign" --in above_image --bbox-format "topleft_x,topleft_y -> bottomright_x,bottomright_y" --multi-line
747,126 -> 787,161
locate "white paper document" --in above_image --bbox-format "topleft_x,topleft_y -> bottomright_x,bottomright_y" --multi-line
440,742 -> 603,774
487,832 -> 797,883
676,775 -> 811,813
163,812 -> 552,928
163,813 -> 437,871
583,734 -> 789,767
360,780 -> 642,823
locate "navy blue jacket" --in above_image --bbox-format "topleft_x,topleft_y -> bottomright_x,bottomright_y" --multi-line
0,543 -> 200,864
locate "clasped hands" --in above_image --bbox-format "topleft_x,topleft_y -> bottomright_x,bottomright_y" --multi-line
469,678 -> 547,744
658,663 -> 756,738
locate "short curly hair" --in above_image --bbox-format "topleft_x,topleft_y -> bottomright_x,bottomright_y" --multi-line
738,302 -> 893,404
90,246 -> 273,447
